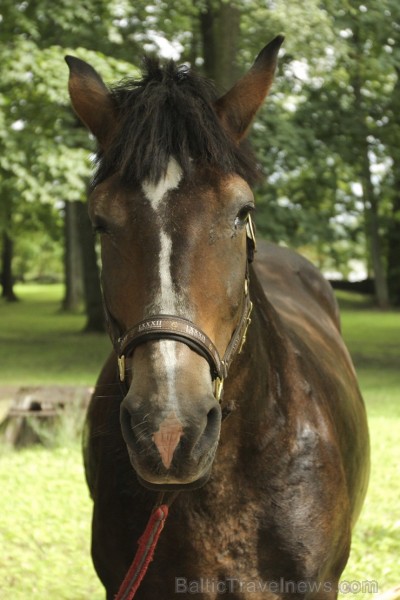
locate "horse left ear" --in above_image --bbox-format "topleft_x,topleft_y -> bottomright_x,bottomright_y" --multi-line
215,35 -> 284,142
65,56 -> 117,149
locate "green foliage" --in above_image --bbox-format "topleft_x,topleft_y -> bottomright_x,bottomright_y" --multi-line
1,0 -> 400,291
0,1 -> 138,284
248,0 -> 400,286
14,230 -> 64,282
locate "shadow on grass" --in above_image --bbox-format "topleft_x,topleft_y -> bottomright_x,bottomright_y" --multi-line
335,290 -> 377,311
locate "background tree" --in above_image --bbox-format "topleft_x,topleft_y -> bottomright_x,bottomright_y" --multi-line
0,0 -> 134,328
1,0 -> 399,312
385,66 -> 400,305
252,0 -> 400,307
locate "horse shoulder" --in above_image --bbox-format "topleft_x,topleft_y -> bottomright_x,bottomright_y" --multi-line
254,240 -> 340,330
253,241 -> 369,525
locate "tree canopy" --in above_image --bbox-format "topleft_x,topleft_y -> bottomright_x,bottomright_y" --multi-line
1,0 -> 399,307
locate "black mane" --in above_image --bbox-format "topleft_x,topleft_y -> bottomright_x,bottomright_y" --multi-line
93,58 -> 259,186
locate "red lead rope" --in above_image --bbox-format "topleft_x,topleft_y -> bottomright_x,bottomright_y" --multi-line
114,504 -> 169,600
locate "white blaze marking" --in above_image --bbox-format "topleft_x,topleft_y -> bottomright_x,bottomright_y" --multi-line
142,157 -> 183,210
142,158 -> 183,417
159,231 -> 175,313
142,157 -> 183,314
159,340 -> 179,411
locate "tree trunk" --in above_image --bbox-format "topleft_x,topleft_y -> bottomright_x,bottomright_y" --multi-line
351,41 -> 389,309
62,200 -> 84,311
386,67 -> 400,306
76,200 -> 105,332
359,138 -> 390,308
199,0 -> 241,90
387,173 -> 400,306
1,230 -> 18,302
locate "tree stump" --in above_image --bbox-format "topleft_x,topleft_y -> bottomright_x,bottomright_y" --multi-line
0,386 -> 91,447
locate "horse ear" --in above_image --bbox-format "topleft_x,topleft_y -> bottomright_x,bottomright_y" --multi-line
65,56 -> 116,148
215,35 -> 284,142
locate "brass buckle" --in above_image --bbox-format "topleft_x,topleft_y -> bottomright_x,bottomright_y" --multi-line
214,377 -> 224,402
118,355 -> 126,382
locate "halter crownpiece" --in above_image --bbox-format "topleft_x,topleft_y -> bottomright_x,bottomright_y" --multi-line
111,215 -> 256,401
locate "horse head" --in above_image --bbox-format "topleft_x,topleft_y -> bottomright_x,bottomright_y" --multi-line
66,36 -> 283,490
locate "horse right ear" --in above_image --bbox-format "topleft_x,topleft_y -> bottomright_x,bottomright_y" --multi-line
215,35 -> 284,142
65,56 -> 116,148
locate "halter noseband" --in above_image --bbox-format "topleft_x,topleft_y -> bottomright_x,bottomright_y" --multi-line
106,218 -> 256,401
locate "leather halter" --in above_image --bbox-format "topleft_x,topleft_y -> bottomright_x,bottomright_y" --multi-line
106,218 -> 256,401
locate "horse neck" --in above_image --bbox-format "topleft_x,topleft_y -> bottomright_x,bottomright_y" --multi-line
223,266 -> 292,426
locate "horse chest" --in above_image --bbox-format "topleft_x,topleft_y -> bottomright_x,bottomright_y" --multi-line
153,432 -> 268,589
158,491 -> 267,599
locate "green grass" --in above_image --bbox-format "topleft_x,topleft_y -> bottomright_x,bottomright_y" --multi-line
337,296 -> 400,598
0,285 -> 399,599
0,284 -> 111,385
0,445 -> 103,599
340,412 -> 400,597
340,301 -> 400,417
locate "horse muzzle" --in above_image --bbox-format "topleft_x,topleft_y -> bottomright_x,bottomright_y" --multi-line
119,342 -> 222,489
120,394 -> 221,489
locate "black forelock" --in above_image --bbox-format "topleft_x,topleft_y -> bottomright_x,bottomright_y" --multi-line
93,57 -> 259,187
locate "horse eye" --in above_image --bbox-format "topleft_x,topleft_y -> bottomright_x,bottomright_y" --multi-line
234,205 -> 254,229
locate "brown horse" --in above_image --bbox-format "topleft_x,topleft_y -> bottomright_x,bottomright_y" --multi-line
66,36 -> 369,599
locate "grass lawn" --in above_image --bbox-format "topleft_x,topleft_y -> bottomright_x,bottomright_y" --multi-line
0,283 -> 110,385
336,292 -> 400,598
0,445 -> 103,599
0,285 -> 399,599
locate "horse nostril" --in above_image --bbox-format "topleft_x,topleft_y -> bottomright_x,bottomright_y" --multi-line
120,402 -> 142,449
205,406 -> 221,441
190,405 -> 221,461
